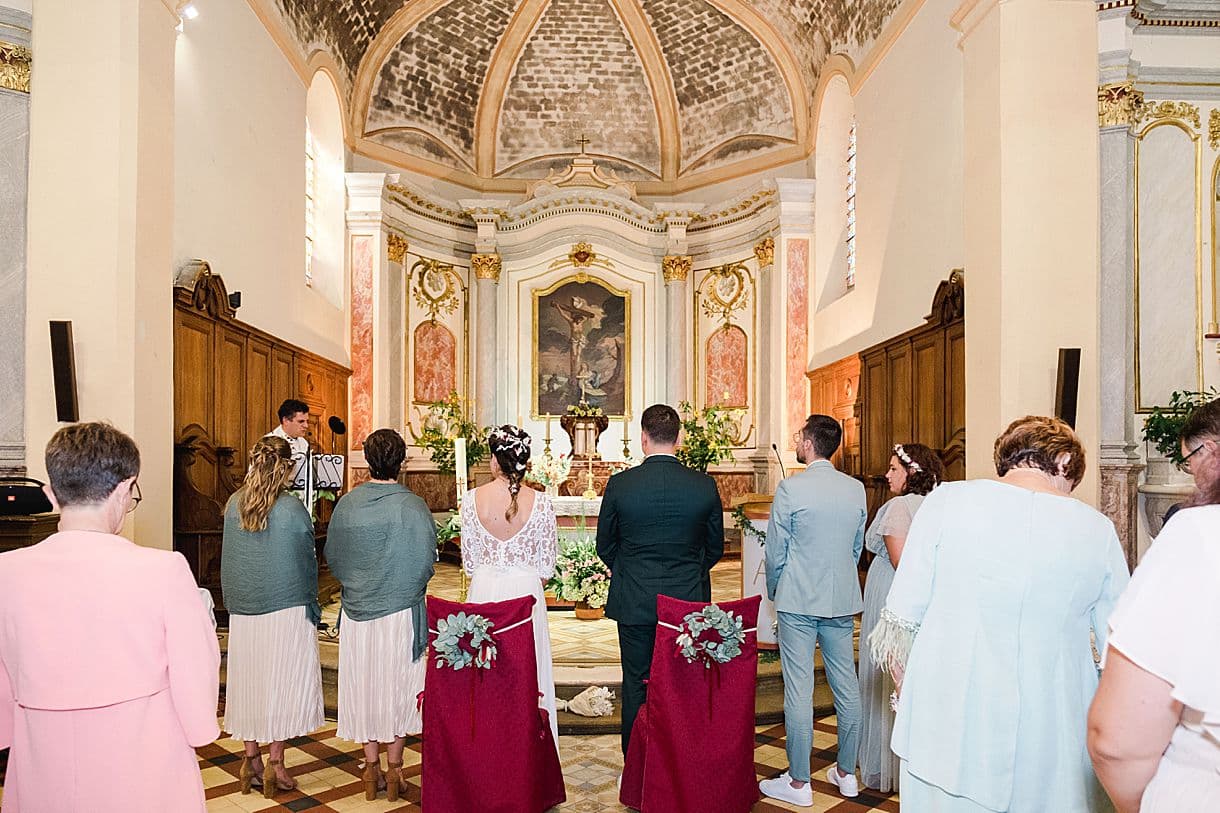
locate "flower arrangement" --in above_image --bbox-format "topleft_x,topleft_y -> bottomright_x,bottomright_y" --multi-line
1142,388 -> 1218,464
675,604 -> 747,668
415,391 -> 490,474
526,451 -> 572,489
551,537 -> 612,608
432,611 -> 498,670
435,509 -> 461,552
566,401 -> 605,418
674,401 -> 737,472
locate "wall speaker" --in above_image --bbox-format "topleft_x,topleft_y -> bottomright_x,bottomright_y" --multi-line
1054,348 -> 1081,429
49,320 -> 79,423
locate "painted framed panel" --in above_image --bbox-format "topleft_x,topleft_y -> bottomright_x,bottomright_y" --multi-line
532,276 -> 630,418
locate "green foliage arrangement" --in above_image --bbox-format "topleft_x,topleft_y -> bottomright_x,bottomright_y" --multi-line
416,392 -> 490,474
549,537 -> 612,608
432,612 -> 497,670
675,604 -> 747,668
674,401 -> 737,472
1142,388 -> 1218,464
435,509 -> 461,551
731,504 -> 766,548
566,401 -> 605,418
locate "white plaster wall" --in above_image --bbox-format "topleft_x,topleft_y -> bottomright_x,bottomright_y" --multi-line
173,0 -> 347,364
809,0 -> 964,368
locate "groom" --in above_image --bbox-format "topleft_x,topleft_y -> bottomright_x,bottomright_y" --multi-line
597,403 -> 724,755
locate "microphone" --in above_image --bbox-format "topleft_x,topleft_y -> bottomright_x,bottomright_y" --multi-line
772,443 -> 787,478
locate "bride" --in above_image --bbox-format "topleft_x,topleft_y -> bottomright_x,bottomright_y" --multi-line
460,425 -> 560,750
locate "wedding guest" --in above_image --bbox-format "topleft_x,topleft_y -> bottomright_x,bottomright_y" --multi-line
871,416 -> 1129,812
222,436 -> 324,798
1089,397 -> 1220,811
857,442 -> 943,794
0,422 -> 220,812
325,429 -> 435,802
760,415 -> 867,806
461,424 -> 560,753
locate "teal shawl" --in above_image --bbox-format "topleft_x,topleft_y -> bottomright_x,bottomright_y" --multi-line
323,482 -> 436,661
221,491 -> 320,625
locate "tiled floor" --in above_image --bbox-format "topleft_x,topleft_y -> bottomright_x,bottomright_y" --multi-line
199,716 -> 898,812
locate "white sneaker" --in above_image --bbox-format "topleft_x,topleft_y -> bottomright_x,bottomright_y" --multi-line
759,772 -> 813,807
827,766 -> 860,798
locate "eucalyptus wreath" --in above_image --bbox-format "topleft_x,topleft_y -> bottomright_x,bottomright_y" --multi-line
675,604 -> 746,668
432,611 -> 498,671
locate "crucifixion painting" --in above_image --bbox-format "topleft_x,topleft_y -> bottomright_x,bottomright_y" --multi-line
533,277 -> 629,417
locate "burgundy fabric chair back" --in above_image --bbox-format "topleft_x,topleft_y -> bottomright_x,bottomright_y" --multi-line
620,594 -> 761,813
421,594 -> 565,813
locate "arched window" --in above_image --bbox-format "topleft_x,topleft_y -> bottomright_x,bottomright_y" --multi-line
305,119 -> 316,286
846,117 -> 857,290
304,71 -> 344,308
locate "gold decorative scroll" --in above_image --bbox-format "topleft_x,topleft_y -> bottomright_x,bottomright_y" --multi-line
753,237 -> 775,268
410,258 -> 463,323
1140,100 -> 1201,131
662,255 -> 692,283
698,262 -> 751,327
0,41 -> 31,94
1209,109 -> 1219,150
471,252 -> 502,282
386,232 -> 408,265
1097,82 -> 1144,129
548,241 -> 614,278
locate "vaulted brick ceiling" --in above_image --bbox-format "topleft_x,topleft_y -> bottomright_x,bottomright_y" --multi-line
266,0 -> 901,189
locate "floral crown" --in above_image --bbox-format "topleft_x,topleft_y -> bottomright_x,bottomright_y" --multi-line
893,444 -> 922,473
489,425 -> 531,472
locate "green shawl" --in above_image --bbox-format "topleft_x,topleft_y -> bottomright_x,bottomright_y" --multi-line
221,491 -> 321,625
323,482 -> 436,661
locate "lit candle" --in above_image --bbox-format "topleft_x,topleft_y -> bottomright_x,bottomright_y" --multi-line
454,438 -> 467,505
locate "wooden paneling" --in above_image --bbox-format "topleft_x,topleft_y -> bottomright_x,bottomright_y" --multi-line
806,354 -> 862,476
173,269 -> 350,617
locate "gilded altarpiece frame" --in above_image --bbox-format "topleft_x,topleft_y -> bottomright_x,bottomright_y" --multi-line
532,275 -> 631,418
693,259 -> 758,448
404,255 -> 470,414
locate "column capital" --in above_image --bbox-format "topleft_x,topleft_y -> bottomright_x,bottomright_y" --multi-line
1098,82 -> 1145,130
0,41 -> 31,94
662,255 -> 692,284
471,252 -> 502,282
386,232 -> 408,265
753,237 -> 775,268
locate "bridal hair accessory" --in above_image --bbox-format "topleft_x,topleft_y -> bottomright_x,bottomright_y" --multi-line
893,444 -> 922,472
490,426 -> 532,471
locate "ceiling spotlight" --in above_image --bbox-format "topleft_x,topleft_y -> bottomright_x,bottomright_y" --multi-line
181,4 -> 199,20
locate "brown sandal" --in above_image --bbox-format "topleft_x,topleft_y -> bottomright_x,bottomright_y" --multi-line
362,760 -> 385,801
386,760 -> 408,802
262,758 -> 297,799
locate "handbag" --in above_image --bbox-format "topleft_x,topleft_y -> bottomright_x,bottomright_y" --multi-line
0,477 -> 55,516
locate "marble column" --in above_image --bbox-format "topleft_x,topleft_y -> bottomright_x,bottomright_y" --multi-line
25,0 -> 178,545
1097,77 -> 1145,568
752,237 -> 778,492
956,0 -> 1103,503
663,255 -> 692,405
0,8 -> 30,476
471,253 -> 502,428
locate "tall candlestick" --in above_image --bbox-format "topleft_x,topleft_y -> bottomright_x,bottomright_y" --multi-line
517,413 -> 523,428
454,438 -> 468,505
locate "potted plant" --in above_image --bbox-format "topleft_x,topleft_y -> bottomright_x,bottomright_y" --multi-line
415,391 -> 490,474
550,537 -> 611,620
674,401 -> 737,472
1139,388 -> 1217,536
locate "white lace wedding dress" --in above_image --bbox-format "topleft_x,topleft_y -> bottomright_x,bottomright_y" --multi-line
460,490 -> 560,750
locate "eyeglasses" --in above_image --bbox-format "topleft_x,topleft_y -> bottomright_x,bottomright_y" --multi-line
127,480 -> 142,513
1180,443 -> 1206,473
792,431 -> 807,447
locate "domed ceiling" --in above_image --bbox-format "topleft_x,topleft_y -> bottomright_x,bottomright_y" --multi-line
263,0 -> 902,190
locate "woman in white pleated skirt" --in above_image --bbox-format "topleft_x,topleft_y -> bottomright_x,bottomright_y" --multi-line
221,435 -> 325,798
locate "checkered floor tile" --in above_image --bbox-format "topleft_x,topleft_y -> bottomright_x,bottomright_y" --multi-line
195,716 -> 897,812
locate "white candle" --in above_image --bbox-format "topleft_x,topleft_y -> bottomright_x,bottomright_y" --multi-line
454,438 -> 467,505
545,414 -> 552,441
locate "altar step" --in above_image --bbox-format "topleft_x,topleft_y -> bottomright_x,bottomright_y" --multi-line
218,636 -> 840,737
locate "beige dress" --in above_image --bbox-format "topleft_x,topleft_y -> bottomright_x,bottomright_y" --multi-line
1105,505 -> 1220,811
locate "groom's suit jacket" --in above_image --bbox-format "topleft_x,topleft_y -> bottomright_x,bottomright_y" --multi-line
596,454 -> 724,627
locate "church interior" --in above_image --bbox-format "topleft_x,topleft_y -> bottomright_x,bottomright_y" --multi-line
2,0 -> 1219,810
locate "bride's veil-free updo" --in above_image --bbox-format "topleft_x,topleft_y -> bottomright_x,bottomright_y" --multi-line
489,425 -> 532,521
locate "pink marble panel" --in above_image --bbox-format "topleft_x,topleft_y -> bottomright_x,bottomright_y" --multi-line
350,236 -> 374,449
786,239 -> 810,436
706,326 -> 748,407
414,322 -> 457,404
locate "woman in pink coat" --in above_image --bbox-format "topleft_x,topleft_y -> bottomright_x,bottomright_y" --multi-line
0,422 -> 221,812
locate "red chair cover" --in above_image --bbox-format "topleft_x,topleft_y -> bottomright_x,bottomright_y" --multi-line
421,595 -> 565,813
620,594 -> 761,813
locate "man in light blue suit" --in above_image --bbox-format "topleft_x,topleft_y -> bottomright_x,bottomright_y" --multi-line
760,414 -> 867,807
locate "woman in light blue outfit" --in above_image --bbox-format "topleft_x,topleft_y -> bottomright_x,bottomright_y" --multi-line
869,416 -> 1130,812
857,443 -> 944,794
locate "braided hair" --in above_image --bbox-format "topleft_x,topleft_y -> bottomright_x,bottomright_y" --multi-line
239,436 -> 294,531
489,424 -> 532,522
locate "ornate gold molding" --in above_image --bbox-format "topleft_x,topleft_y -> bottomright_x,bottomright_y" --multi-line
662,255 -> 692,284
753,237 -> 775,268
0,41 -> 31,95
386,232 -> 408,265
1098,82 -> 1144,129
471,252 -> 502,282
1209,109 -> 1219,150
1140,100 -> 1201,131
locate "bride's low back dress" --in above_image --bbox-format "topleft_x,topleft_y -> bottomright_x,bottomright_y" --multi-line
460,489 -> 560,749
